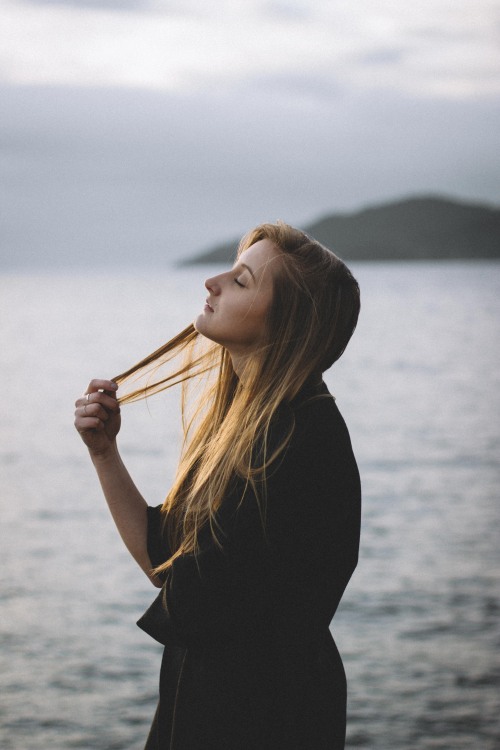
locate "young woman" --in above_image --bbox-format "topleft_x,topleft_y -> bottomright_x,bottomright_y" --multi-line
74,222 -> 361,750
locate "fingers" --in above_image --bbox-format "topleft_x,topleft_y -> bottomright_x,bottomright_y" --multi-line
84,379 -> 118,397
77,401 -> 117,422
75,389 -> 119,411
74,380 -> 120,433
74,412 -> 104,432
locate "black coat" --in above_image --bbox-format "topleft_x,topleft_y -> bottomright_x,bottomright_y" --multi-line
137,382 -> 361,750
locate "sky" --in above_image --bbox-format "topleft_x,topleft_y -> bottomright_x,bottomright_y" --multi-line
1,0 -> 499,266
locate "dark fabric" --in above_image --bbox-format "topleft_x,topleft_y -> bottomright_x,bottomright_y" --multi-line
137,382 -> 361,750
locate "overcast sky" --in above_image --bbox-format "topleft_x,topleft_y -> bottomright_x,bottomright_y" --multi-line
1,0 -> 499,266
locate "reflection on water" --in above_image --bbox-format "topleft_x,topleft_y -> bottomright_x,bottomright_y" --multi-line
0,262 -> 499,749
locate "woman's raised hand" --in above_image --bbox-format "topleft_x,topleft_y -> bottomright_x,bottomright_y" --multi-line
74,379 -> 121,456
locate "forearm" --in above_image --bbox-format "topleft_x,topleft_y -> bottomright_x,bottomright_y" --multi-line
90,442 -> 161,586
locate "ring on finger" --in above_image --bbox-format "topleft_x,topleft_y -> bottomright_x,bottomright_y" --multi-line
86,393 -> 91,401
84,404 -> 88,416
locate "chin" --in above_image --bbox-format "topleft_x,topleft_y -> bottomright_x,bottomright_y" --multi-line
194,311 -> 206,331
194,314 -> 214,342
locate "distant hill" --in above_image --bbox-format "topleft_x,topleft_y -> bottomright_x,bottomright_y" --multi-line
185,196 -> 500,263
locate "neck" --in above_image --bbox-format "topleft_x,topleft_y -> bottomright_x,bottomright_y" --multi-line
229,353 -> 251,382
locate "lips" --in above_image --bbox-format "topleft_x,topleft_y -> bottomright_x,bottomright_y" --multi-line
205,299 -> 214,312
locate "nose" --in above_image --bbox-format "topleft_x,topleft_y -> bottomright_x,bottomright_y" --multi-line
205,275 -> 221,295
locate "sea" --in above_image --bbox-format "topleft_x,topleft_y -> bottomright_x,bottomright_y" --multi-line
0,261 -> 499,749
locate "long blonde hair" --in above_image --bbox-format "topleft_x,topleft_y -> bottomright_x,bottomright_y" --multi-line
114,222 -> 360,572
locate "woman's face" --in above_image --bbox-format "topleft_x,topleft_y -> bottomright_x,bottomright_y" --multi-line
195,239 -> 280,363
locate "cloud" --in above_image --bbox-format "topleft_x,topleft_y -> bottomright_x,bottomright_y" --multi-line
260,0 -> 313,22
1,0 -> 499,98
357,48 -> 408,66
1,0 -> 498,269
1,83 -> 499,268
21,0 -> 154,9
240,70 -> 344,102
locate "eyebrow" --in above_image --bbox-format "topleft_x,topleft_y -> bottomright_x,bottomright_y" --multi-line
238,262 -> 256,282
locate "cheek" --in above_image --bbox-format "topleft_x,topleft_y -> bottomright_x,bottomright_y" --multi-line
242,294 -> 268,320
246,296 -> 273,334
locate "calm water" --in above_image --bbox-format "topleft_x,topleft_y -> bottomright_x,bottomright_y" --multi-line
1,262 -> 499,749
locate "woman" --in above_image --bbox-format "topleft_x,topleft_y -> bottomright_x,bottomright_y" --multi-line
74,222 -> 361,750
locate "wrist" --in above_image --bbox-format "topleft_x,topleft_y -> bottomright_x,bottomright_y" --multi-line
89,440 -> 120,465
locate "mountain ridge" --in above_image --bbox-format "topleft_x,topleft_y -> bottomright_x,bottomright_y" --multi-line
184,195 -> 500,264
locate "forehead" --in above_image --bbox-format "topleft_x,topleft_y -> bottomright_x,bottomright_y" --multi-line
237,239 -> 282,279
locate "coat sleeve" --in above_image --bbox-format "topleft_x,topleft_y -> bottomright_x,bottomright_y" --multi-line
138,485 -> 270,646
137,398 -> 361,647
146,504 -> 172,570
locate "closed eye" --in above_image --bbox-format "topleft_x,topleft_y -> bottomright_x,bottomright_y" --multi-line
234,278 -> 245,287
